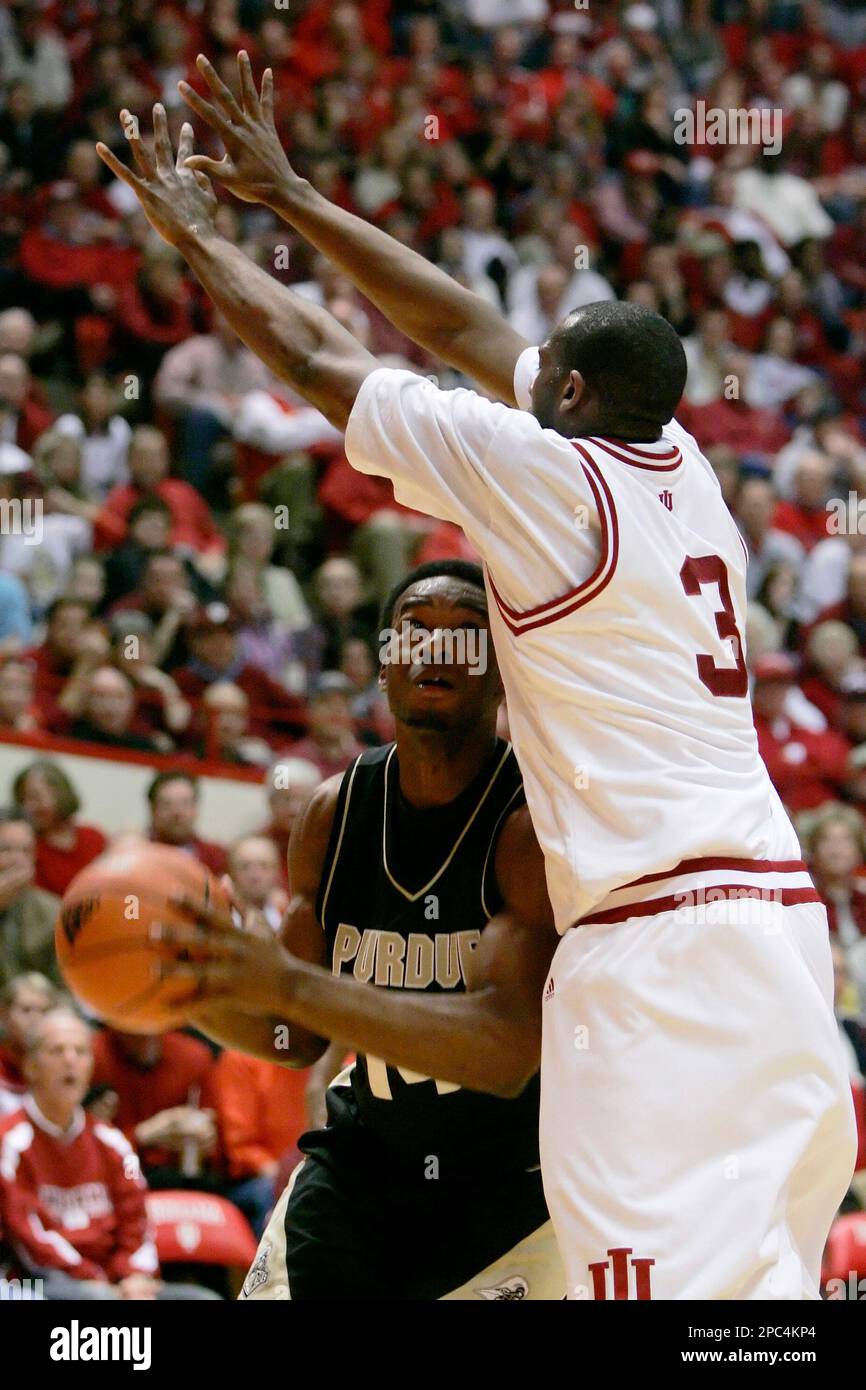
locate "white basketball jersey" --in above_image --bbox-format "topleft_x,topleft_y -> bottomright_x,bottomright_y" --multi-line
345,349 -> 801,932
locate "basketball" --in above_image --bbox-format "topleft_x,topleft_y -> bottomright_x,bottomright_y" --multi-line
55,841 -> 230,1034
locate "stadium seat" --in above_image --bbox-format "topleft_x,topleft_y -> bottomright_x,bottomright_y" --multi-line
822,1212 -> 866,1294
145,1190 -> 258,1270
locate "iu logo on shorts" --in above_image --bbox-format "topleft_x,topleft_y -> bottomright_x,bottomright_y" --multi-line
588,1247 -> 655,1300
658,489 -> 673,511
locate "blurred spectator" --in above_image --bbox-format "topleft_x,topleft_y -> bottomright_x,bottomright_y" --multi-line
805,805 -> 866,1006
0,972 -> 58,1117
225,561 -> 299,689
90,1027 -> 219,1193
173,603 -> 306,743
0,352 -> 53,451
289,672 -> 365,779
802,619 -> 862,718
103,497 -> 174,605
214,1050 -> 310,1238
0,572 -> 33,653
0,1010 -> 217,1299
227,836 -> 287,933
258,757 -> 322,888
54,372 -> 132,503
146,771 -> 227,877
93,426 -> 226,581
109,612 -> 192,746
153,313 -> 273,495
340,634 -> 394,745
66,666 -> 162,753
23,595 -> 95,716
198,682 -> 273,768
753,655 -> 850,812
302,556 -> 376,676
107,549 -> 200,670
12,759 -> 106,896
228,503 -> 311,634
772,454 -> 835,552
0,808 -> 61,990
734,476 -> 804,600
0,655 -> 40,732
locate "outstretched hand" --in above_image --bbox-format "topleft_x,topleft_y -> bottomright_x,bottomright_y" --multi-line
95,107 -> 218,250
179,51 -> 296,207
150,890 -> 297,1018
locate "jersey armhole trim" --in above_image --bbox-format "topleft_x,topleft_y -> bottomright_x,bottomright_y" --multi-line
317,755 -> 363,927
486,447 -> 619,635
480,783 -> 527,920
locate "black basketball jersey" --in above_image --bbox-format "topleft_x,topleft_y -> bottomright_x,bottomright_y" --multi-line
313,738 -> 542,1178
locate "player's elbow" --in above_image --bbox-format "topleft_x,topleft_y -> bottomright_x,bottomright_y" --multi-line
474,1013 -> 540,1098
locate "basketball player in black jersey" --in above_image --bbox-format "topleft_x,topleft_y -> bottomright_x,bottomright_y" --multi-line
155,560 -> 563,1300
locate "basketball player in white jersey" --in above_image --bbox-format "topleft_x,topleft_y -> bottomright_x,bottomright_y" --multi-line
97,56 -> 856,1299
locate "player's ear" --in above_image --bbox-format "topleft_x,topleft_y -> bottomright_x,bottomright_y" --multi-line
560,369 -> 585,414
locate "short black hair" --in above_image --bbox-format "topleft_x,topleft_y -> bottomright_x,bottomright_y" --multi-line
146,770 -> 199,805
128,496 -> 172,525
551,301 -> 687,432
45,595 -> 92,623
381,560 -> 486,630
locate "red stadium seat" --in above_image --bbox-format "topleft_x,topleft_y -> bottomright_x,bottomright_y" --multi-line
822,1213 -> 866,1297
145,1190 -> 258,1270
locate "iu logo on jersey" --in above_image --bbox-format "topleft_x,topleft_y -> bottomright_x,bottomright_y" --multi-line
588,1247 -> 655,1300
658,489 -> 673,511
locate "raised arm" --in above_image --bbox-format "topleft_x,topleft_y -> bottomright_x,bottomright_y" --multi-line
179,53 -> 529,405
95,109 -> 377,430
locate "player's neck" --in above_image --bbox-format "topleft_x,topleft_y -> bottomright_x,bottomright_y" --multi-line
393,728 -> 500,809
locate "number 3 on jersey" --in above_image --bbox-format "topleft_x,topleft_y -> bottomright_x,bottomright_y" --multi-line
366,1054 -> 460,1100
679,554 -> 748,698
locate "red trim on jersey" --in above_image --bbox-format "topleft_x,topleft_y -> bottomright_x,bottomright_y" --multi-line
591,437 -> 683,472
580,883 -> 821,927
623,856 -> 810,890
487,450 -> 619,636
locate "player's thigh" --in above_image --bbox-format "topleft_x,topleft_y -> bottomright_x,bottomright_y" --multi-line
241,1153 -> 391,1300
539,901 -> 856,1299
440,1220 -> 565,1301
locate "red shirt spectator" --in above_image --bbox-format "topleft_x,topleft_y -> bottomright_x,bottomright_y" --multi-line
146,770 -> 228,879
753,655 -> 850,811
92,424 -> 225,560
90,1028 -> 218,1175
0,1095 -> 156,1283
214,1050 -> 309,1181
13,758 -> 107,896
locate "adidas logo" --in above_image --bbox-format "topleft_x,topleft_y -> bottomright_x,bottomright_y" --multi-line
544,976 -> 555,1002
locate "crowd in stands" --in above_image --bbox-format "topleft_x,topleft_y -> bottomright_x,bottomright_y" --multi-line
2,0 -> 866,1293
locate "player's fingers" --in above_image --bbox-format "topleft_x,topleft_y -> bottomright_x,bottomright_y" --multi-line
196,53 -> 244,123
175,120 -> 194,170
95,142 -> 145,193
168,891 -> 236,933
177,79 -> 233,138
260,68 -> 275,126
184,154 -> 227,181
152,104 -> 174,174
119,110 -> 154,179
238,50 -> 259,116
